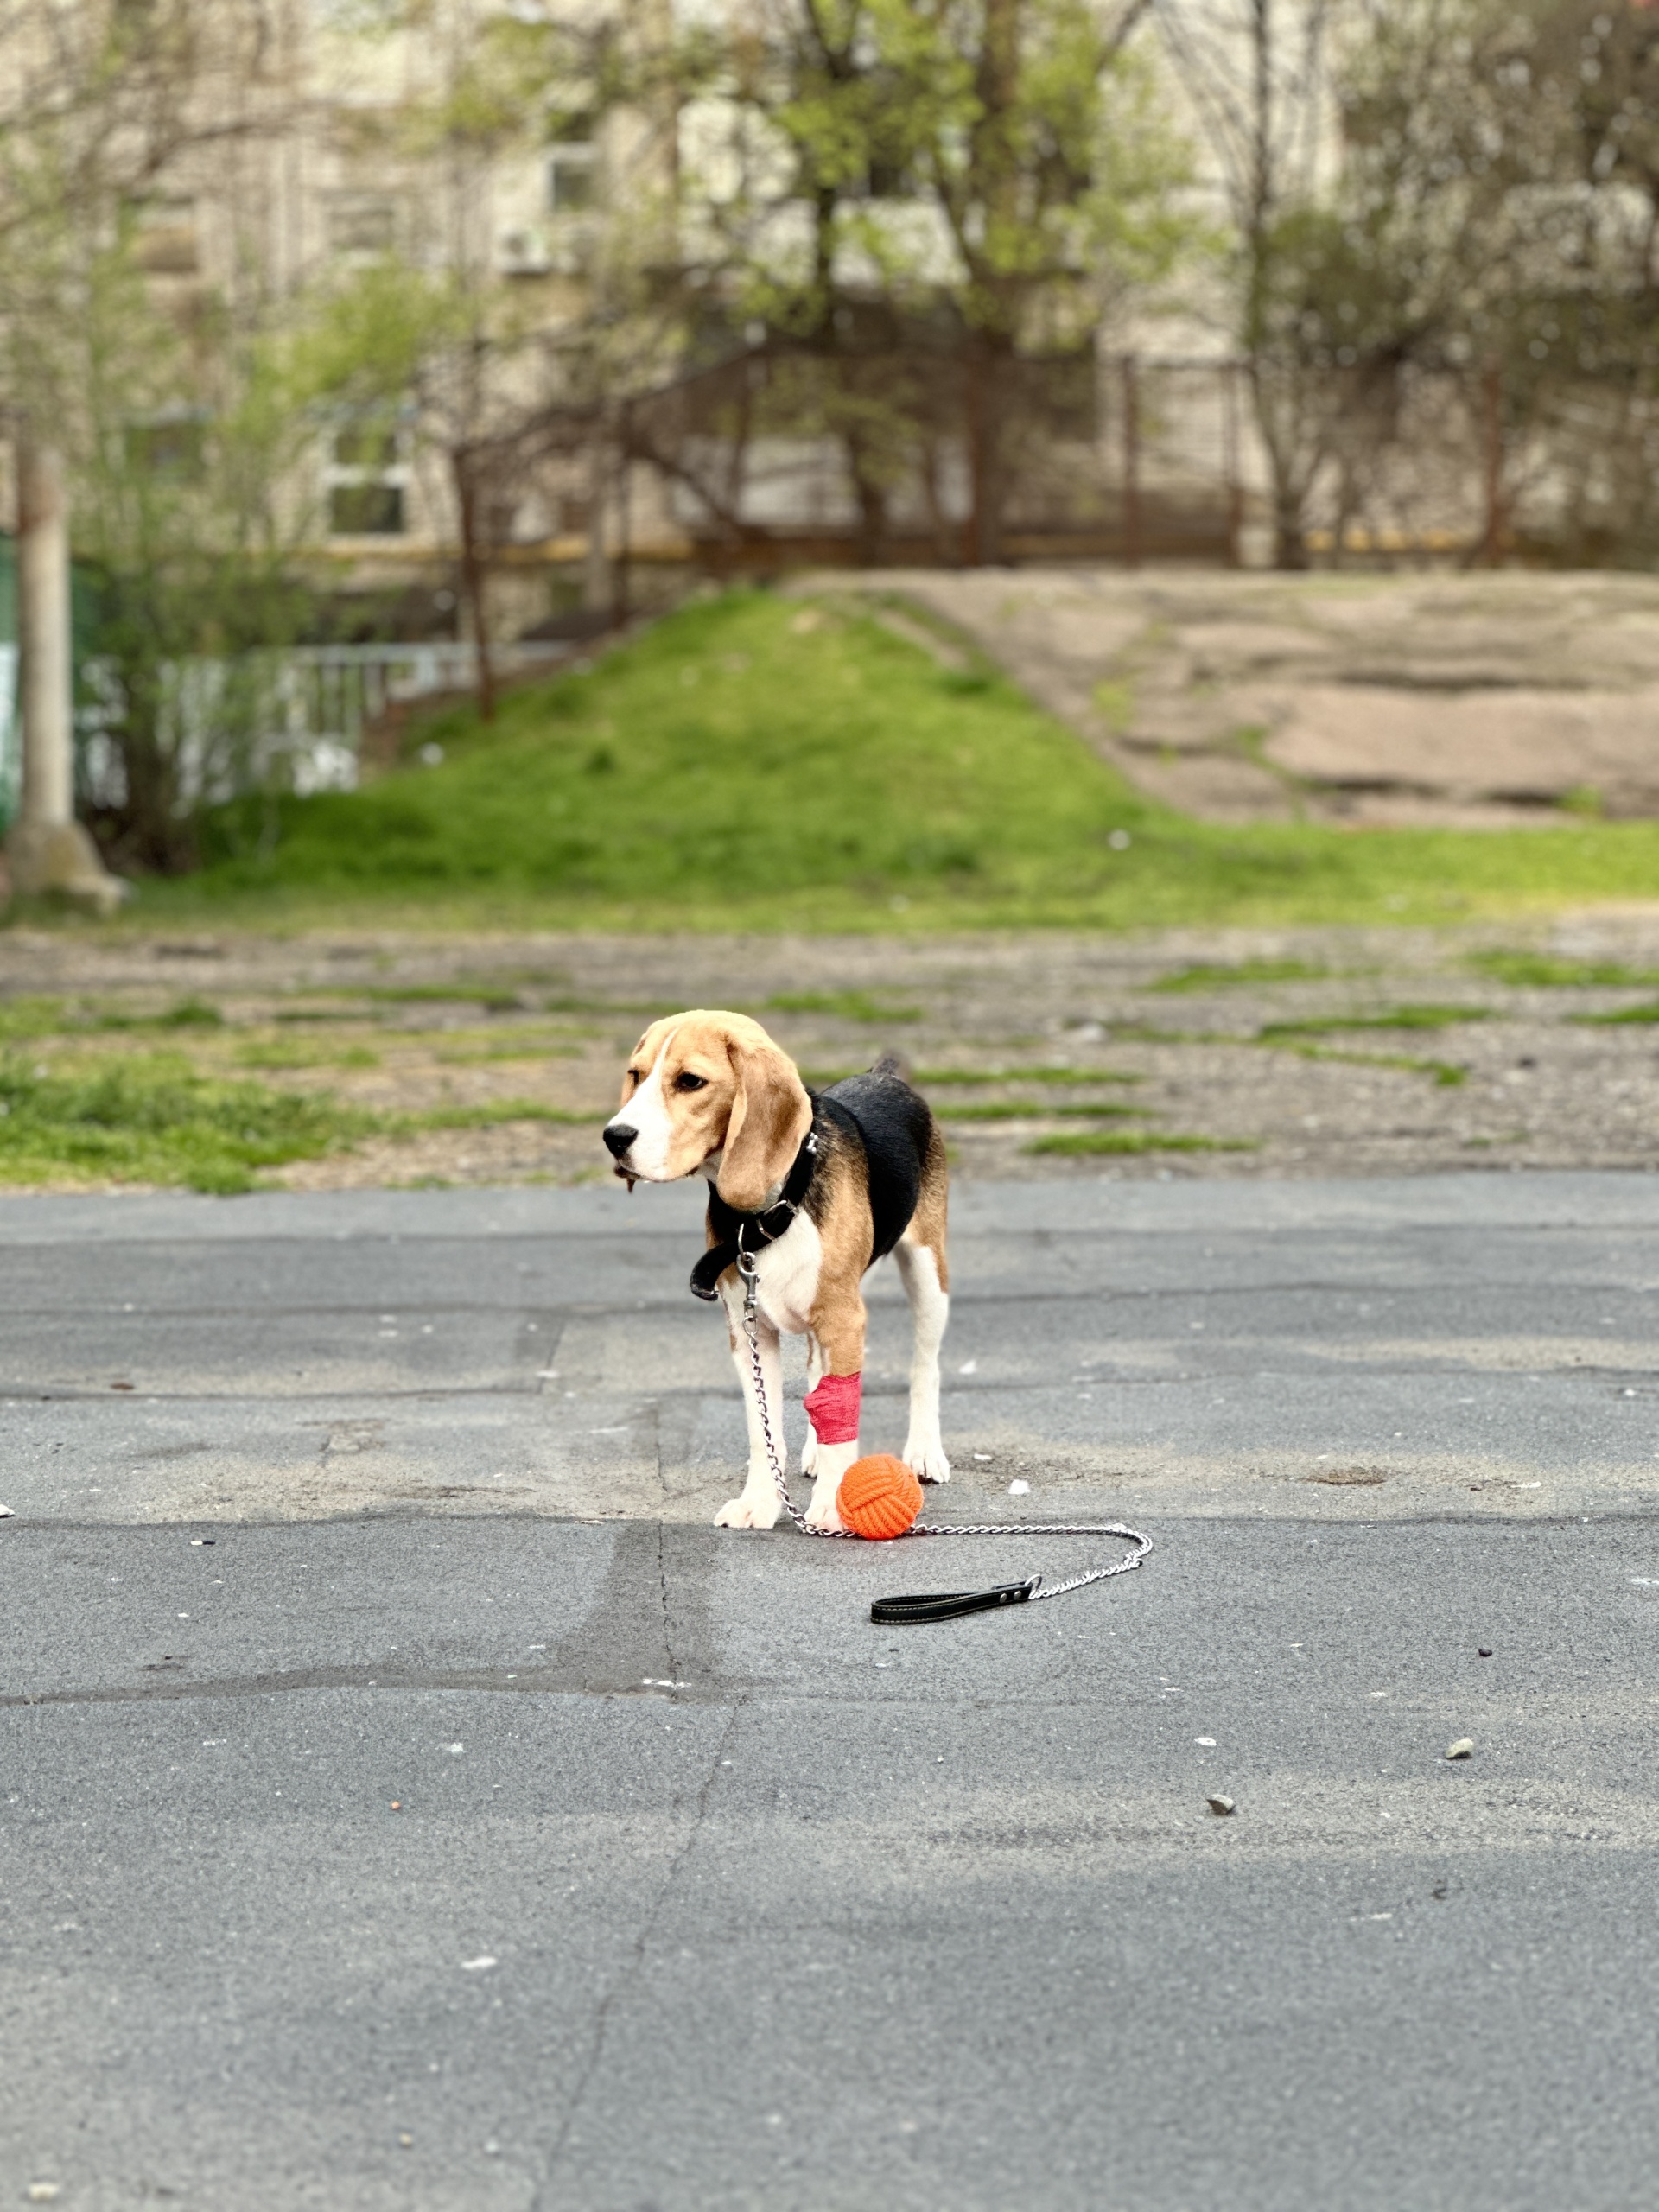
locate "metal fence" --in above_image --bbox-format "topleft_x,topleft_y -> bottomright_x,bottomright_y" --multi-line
620,346 -> 1655,571
0,640 -> 566,828
0,645 -> 15,824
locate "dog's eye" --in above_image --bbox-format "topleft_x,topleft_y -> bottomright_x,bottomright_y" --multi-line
625,1068 -> 642,1090
674,1072 -> 708,1093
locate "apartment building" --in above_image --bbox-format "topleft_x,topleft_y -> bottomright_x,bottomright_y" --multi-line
99,0 -> 675,638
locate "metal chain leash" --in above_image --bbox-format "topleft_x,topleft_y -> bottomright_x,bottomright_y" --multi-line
737,1251 -> 854,1540
737,1251 -> 1152,1604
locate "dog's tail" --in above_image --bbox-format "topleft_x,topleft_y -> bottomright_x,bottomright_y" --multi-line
869,1051 -> 913,1084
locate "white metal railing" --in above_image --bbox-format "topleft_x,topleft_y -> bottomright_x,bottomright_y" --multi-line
0,644 -> 16,823
266,641 -> 570,763
39,638 -> 571,817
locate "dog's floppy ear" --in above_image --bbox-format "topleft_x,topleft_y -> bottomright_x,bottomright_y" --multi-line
717,1032 -> 812,1211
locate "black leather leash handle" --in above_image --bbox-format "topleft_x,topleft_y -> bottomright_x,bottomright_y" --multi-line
871,1578 -> 1039,1625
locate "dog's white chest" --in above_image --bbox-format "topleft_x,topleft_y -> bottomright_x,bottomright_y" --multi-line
751,1211 -> 823,1335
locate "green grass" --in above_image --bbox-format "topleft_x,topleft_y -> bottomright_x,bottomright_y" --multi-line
0,995 -> 228,1039
57,585 -> 1659,936
1147,959 -> 1337,992
933,1101 -> 1141,1122
1466,952 -> 1659,988
0,996 -> 79,1042
87,996 -> 227,1031
0,1052 -> 378,1194
0,1040 -> 607,1191
432,1039 -> 586,1065
1024,1130 -> 1256,1156
912,1065 -> 1141,1086
764,990 -> 921,1021
234,1039 -> 383,1071
1256,1003 -> 1492,1038
1269,1044 -> 1469,1086
399,1101 -> 607,1130
1572,1001 -> 1659,1024
799,1064 -> 1141,1087
361,982 -> 529,1011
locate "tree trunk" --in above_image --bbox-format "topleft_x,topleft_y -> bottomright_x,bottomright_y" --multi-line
582,431 -> 610,614
963,332 -> 1016,566
1121,354 -> 1141,569
1272,474 -> 1309,569
845,432 -> 890,566
454,454 -> 496,723
613,410 -> 632,627
1247,361 -> 1312,571
1482,359 -> 1506,568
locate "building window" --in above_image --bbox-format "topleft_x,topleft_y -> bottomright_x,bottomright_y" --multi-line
548,123 -> 596,213
326,424 -> 409,537
130,197 -> 200,276
327,194 -> 399,257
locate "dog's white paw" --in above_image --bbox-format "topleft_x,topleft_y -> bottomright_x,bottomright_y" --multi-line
804,1491 -> 845,1533
715,1491 -> 782,1529
799,1427 -> 819,1476
905,1439 -> 951,1485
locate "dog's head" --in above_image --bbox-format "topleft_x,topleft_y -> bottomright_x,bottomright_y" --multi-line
603,1010 -> 813,1209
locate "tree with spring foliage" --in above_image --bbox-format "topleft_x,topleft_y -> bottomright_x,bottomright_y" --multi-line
702,0 -> 1193,563
0,0 -> 291,882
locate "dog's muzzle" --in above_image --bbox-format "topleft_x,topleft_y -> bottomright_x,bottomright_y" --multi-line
603,1122 -> 638,1163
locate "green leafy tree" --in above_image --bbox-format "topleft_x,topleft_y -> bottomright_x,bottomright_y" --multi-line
706,0 -> 1193,561
0,0 -> 299,868
278,259 -> 505,702
12,240 -> 321,872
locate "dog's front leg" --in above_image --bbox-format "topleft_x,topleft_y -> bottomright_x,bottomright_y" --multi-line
715,1283 -> 788,1529
801,1289 -> 867,1531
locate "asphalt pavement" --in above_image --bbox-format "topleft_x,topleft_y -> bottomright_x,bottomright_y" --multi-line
5,1172 -> 1659,2209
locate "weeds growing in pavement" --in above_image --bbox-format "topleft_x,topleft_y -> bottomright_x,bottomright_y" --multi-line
1467,952 -> 1659,988
1147,960 -> 1338,992
1572,1001 -> 1659,1024
1024,1130 -> 1256,1156
765,991 -> 922,1021
933,1102 -> 1141,1122
0,1052 -> 377,1193
1256,1004 -> 1491,1038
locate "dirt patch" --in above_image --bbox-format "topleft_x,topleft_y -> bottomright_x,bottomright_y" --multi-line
2,913 -> 1658,1189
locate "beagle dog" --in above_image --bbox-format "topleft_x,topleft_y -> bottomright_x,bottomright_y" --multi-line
602,1010 -> 950,1532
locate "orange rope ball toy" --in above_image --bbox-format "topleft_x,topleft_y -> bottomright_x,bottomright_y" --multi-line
836,1454 -> 924,1541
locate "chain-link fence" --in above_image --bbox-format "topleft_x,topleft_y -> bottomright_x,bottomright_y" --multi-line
601,344 -> 1659,573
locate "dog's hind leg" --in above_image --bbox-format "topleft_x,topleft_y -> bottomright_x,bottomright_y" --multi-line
894,1227 -> 950,1484
715,1280 -> 788,1529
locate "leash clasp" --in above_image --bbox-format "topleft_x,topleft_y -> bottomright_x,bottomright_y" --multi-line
736,1243 -> 759,1316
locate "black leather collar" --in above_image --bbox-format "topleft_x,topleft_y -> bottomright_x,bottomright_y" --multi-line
689,1118 -> 821,1302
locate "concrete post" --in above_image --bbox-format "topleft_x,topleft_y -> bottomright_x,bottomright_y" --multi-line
5,427 -> 122,912
19,434 -> 73,823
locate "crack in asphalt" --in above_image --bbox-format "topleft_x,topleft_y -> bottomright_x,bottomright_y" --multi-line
0,1667 -> 735,1709
658,1523 -> 678,1684
532,1701 -> 744,2201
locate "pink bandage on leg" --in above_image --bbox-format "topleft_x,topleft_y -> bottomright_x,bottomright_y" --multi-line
803,1371 -> 861,1445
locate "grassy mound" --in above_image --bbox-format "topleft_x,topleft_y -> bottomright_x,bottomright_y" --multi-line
143,586 -> 1659,931
199,589 -> 1153,922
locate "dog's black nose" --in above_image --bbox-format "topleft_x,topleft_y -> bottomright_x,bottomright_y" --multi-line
603,1122 -> 638,1160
